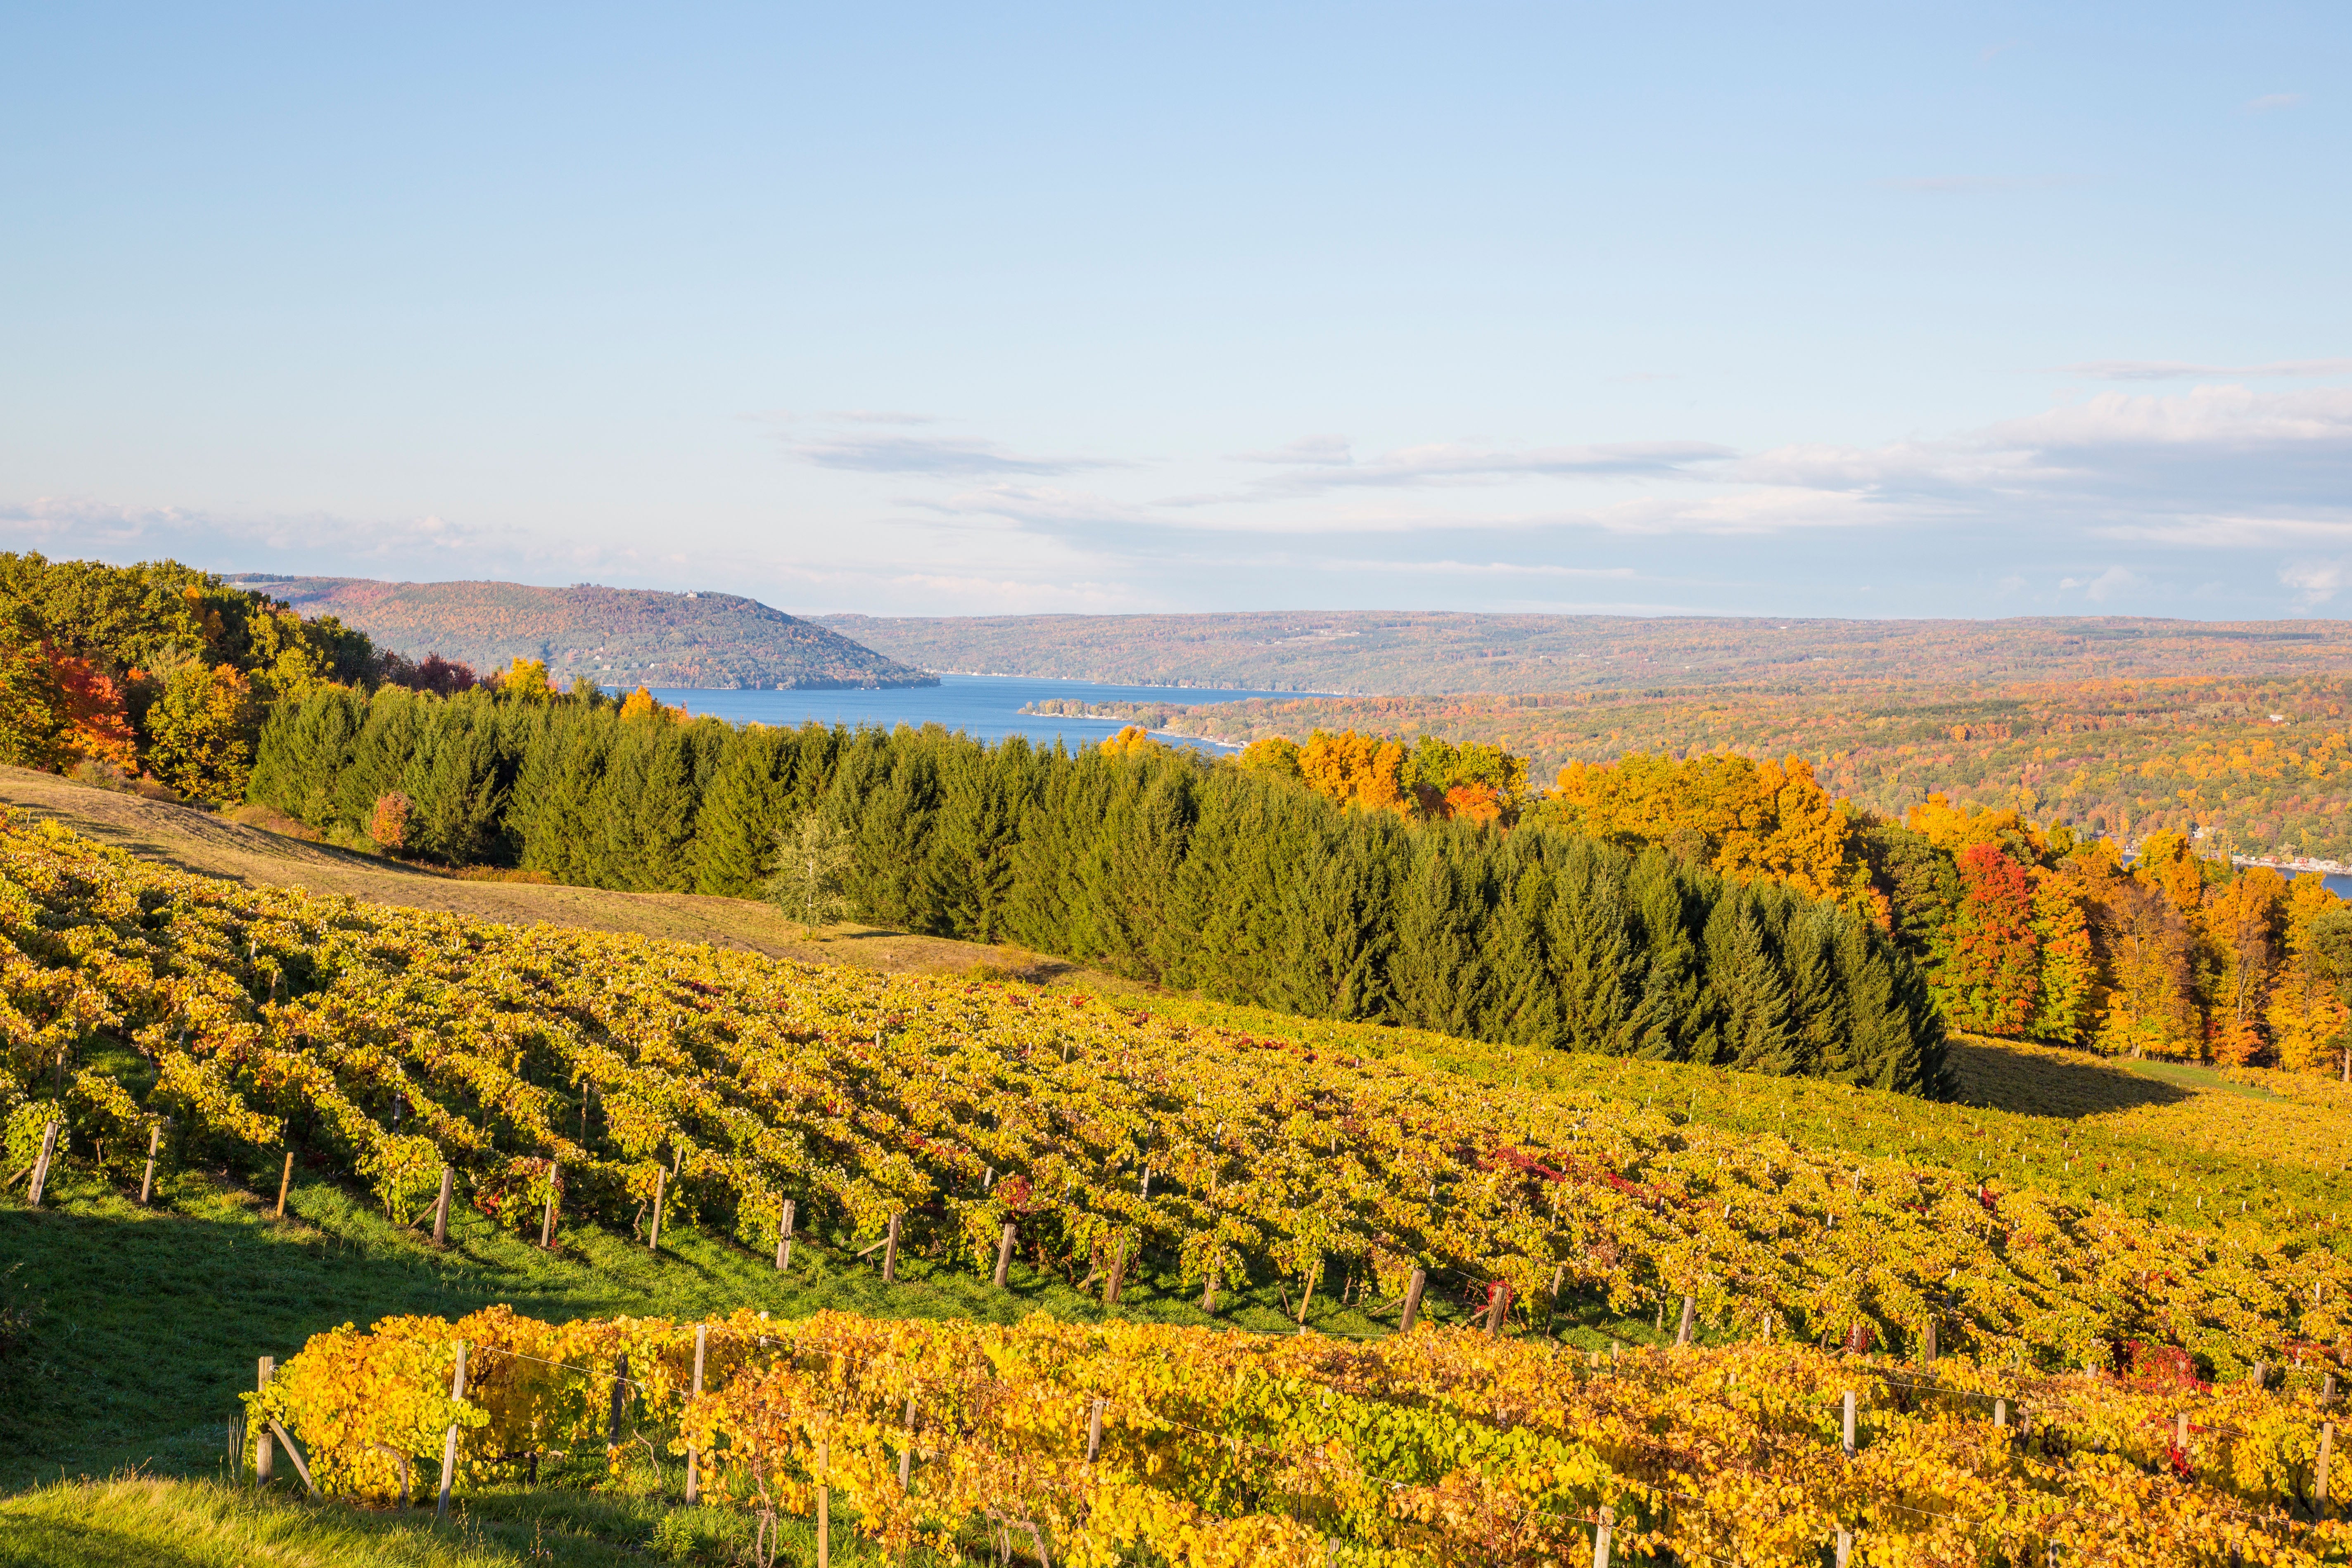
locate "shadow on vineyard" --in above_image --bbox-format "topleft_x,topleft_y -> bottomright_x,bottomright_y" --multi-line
1945,1037 -> 2192,1119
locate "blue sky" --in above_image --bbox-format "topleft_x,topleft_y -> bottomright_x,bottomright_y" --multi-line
5,4 -> 2349,619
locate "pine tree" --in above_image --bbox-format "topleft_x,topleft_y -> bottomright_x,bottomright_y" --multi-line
1387,823 -> 1493,1038
1706,893 -> 1797,1074
1542,842 -> 1641,1055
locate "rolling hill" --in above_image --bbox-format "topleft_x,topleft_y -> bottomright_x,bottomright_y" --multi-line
236,574 -> 933,690
814,610 -> 2352,696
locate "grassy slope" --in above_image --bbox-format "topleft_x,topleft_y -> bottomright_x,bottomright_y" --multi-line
0,1475 -> 916,1567
0,768 -> 1080,982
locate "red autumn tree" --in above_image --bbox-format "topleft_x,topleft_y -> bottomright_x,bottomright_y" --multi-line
1935,841 -> 2041,1036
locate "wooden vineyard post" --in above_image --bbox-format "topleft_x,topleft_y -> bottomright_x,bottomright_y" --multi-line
1591,1503 -> 1613,1568
776,1199 -> 795,1272
1086,1397 -> 1106,1464
1295,1257 -> 1317,1328
816,1439 -> 831,1568
1483,1280 -> 1511,1337
255,1357 -> 275,1484
431,1166 -> 453,1248
25,1121 -> 58,1209
539,1160 -> 560,1249
275,1150 -> 294,1219
648,1168 -> 666,1253
139,1121 -> 163,1205
2175,1411 -> 2190,1458
684,1324 -> 706,1504
995,1221 -> 1017,1289
1400,1268 -> 1427,1332
1834,1526 -> 1853,1568
898,1392 -> 917,1488
1994,1398 -> 2007,1430
2250,1361 -> 2268,1390
1922,1317 -> 1936,1366
2318,1421 -> 2333,1513
1842,1390 -> 1856,1456
882,1213 -> 900,1283
1675,1295 -> 1696,1347
1655,1296 -> 1666,1333
436,1342 -> 468,1521
1106,1236 -> 1128,1309
608,1352 -> 629,1449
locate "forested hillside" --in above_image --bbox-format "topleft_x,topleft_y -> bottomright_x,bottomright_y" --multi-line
248,685 -> 1944,1091
1068,672 -> 2352,866
821,610 -> 2352,695
0,553 -> 413,805
241,574 -> 932,691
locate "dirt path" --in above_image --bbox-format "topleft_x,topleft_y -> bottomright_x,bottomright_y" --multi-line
0,768 -> 1084,980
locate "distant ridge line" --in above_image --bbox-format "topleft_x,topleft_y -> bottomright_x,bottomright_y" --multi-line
235,574 -> 934,691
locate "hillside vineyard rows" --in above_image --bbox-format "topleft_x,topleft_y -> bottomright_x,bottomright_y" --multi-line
8,816 -> 2345,1384
254,1307 -> 2349,1566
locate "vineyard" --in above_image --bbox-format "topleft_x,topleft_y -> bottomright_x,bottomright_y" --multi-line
253,1305 -> 2350,1566
7,811 -> 2348,1385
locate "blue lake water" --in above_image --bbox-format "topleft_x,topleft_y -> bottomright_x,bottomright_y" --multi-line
636,674 -> 1295,754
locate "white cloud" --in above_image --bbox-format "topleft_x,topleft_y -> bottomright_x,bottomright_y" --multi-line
2243,93 -> 2304,113
2059,565 -> 2148,603
2059,358 -> 2352,381
2281,559 -> 2349,607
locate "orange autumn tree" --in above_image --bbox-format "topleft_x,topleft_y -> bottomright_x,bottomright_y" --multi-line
54,655 -> 138,771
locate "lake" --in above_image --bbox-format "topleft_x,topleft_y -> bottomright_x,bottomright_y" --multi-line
636,674 -> 1296,753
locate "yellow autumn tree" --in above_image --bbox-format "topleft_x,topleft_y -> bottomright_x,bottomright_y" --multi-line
2026,867 -> 2096,1044
1234,735 -> 1303,780
1097,724 -> 1164,759
2204,866 -> 2285,1065
496,657 -> 554,703
2266,872 -> 2351,1076
1551,752 -> 1870,912
1299,729 -> 1410,814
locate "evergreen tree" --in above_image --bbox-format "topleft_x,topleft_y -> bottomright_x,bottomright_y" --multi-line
1543,842 -> 1642,1055
1387,823 -> 1493,1039
691,724 -> 803,897
1624,848 -> 1706,1060
1706,892 -> 1797,1074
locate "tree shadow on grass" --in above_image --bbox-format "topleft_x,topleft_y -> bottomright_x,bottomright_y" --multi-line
1946,1037 -> 2191,1118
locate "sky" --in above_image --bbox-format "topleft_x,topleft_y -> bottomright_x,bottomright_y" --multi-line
4,4 -> 2350,621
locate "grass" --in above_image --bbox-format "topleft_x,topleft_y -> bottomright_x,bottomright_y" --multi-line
0,1475 -> 933,1567
0,1138 -> 1470,1494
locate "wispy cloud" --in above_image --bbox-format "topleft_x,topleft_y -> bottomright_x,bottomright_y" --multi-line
2243,93 -> 2304,113
2281,558 -> 2349,607
2057,565 -> 2150,603
2059,358 -> 2352,381
1239,439 -> 1733,495
786,432 -> 1123,477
